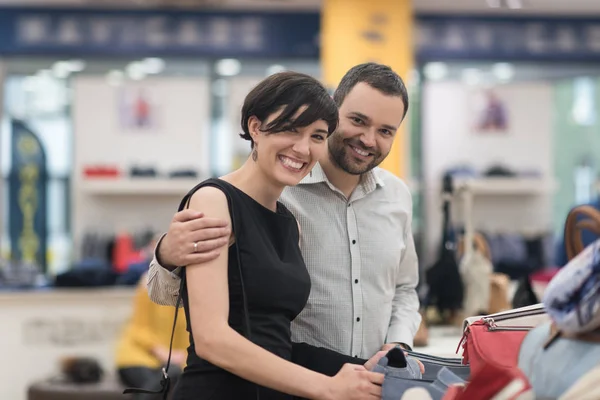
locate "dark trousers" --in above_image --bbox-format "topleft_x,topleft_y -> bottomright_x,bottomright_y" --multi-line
119,366 -> 183,400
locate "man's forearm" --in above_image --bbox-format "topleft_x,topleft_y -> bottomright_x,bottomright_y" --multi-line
154,233 -> 178,271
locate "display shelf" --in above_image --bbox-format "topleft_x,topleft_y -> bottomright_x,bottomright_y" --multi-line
80,177 -> 201,196
453,177 -> 558,195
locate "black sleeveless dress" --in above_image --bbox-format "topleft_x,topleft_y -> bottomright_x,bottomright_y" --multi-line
173,179 -> 364,400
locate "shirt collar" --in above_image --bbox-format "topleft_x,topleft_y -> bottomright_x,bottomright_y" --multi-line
299,162 -> 328,184
299,162 -> 386,192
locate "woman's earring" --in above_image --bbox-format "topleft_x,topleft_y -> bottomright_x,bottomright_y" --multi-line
251,145 -> 258,162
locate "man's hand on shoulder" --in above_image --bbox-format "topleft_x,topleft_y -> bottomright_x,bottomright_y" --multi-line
157,208 -> 231,269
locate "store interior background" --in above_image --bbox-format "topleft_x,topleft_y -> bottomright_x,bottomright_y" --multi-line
3,58 -> 599,275
1,0 -> 600,399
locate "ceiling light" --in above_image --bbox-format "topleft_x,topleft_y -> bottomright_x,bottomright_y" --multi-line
126,62 -> 146,81
142,57 -> 165,74
52,61 -> 71,79
423,62 -> 448,81
67,59 -> 86,72
492,62 -> 515,82
215,59 -> 241,77
266,64 -> 286,76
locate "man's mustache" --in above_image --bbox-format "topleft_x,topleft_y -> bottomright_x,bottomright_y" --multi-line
344,140 -> 378,155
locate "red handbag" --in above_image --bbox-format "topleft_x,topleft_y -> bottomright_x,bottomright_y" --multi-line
458,318 -> 530,374
457,304 -> 548,374
442,360 -> 534,400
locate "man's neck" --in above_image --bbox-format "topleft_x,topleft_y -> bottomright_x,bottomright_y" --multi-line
319,155 -> 361,199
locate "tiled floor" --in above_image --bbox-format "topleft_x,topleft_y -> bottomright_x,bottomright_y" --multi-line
412,325 -> 465,358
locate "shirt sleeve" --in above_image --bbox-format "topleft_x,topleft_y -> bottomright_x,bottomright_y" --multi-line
147,233 -> 183,307
386,212 -> 422,349
291,342 -> 366,376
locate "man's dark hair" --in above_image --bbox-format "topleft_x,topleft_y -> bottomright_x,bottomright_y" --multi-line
333,62 -> 409,119
240,71 -> 338,148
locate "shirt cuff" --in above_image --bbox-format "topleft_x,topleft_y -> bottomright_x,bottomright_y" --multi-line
386,325 -> 415,350
153,233 -> 181,278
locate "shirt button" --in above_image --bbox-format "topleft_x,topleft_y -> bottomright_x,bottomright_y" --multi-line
356,317 -> 361,322
352,240 -> 356,244
347,203 -> 351,207
354,279 -> 359,284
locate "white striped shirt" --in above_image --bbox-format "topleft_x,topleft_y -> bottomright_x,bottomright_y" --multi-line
147,163 -> 421,357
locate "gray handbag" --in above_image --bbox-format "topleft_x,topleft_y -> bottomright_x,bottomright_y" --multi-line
373,347 -> 466,400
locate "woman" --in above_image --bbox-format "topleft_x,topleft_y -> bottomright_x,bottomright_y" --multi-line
173,71 -> 384,400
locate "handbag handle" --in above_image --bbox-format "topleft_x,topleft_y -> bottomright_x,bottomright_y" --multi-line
564,205 -> 600,262
124,181 -> 257,399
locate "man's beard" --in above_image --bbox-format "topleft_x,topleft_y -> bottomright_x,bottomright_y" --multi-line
328,132 -> 384,175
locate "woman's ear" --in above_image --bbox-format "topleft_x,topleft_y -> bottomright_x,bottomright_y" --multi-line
247,116 -> 262,145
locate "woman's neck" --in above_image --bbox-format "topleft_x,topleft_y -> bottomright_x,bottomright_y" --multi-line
222,158 -> 284,212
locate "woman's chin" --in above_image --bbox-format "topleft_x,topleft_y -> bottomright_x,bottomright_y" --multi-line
273,163 -> 312,187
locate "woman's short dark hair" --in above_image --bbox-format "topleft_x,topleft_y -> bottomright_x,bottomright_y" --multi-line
240,71 -> 338,148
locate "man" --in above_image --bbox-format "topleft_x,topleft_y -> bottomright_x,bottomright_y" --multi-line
147,62 -> 421,359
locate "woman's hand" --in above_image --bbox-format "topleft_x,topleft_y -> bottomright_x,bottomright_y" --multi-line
324,364 -> 384,400
363,350 -> 387,371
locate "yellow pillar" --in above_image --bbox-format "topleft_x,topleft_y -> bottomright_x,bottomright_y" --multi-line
321,0 -> 414,178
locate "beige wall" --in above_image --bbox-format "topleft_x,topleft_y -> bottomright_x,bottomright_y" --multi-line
0,288 -> 135,400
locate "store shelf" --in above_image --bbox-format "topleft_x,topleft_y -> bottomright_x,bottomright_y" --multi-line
80,178 -> 200,196
453,177 -> 558,195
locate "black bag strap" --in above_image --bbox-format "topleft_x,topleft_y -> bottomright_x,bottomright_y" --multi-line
123,180 -> 256,399
440,173 -> 455,255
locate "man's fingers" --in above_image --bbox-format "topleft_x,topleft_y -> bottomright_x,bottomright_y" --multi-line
173,209 -> 204,222
185,251 -> 221,265
187,217 -> 230,231
190,237 -> 229,254
189,227 -> 231,243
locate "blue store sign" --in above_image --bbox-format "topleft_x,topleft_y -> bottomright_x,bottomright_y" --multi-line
0,7 -> 320,58
1,8 -> 600,61
417,15 -> 600,62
